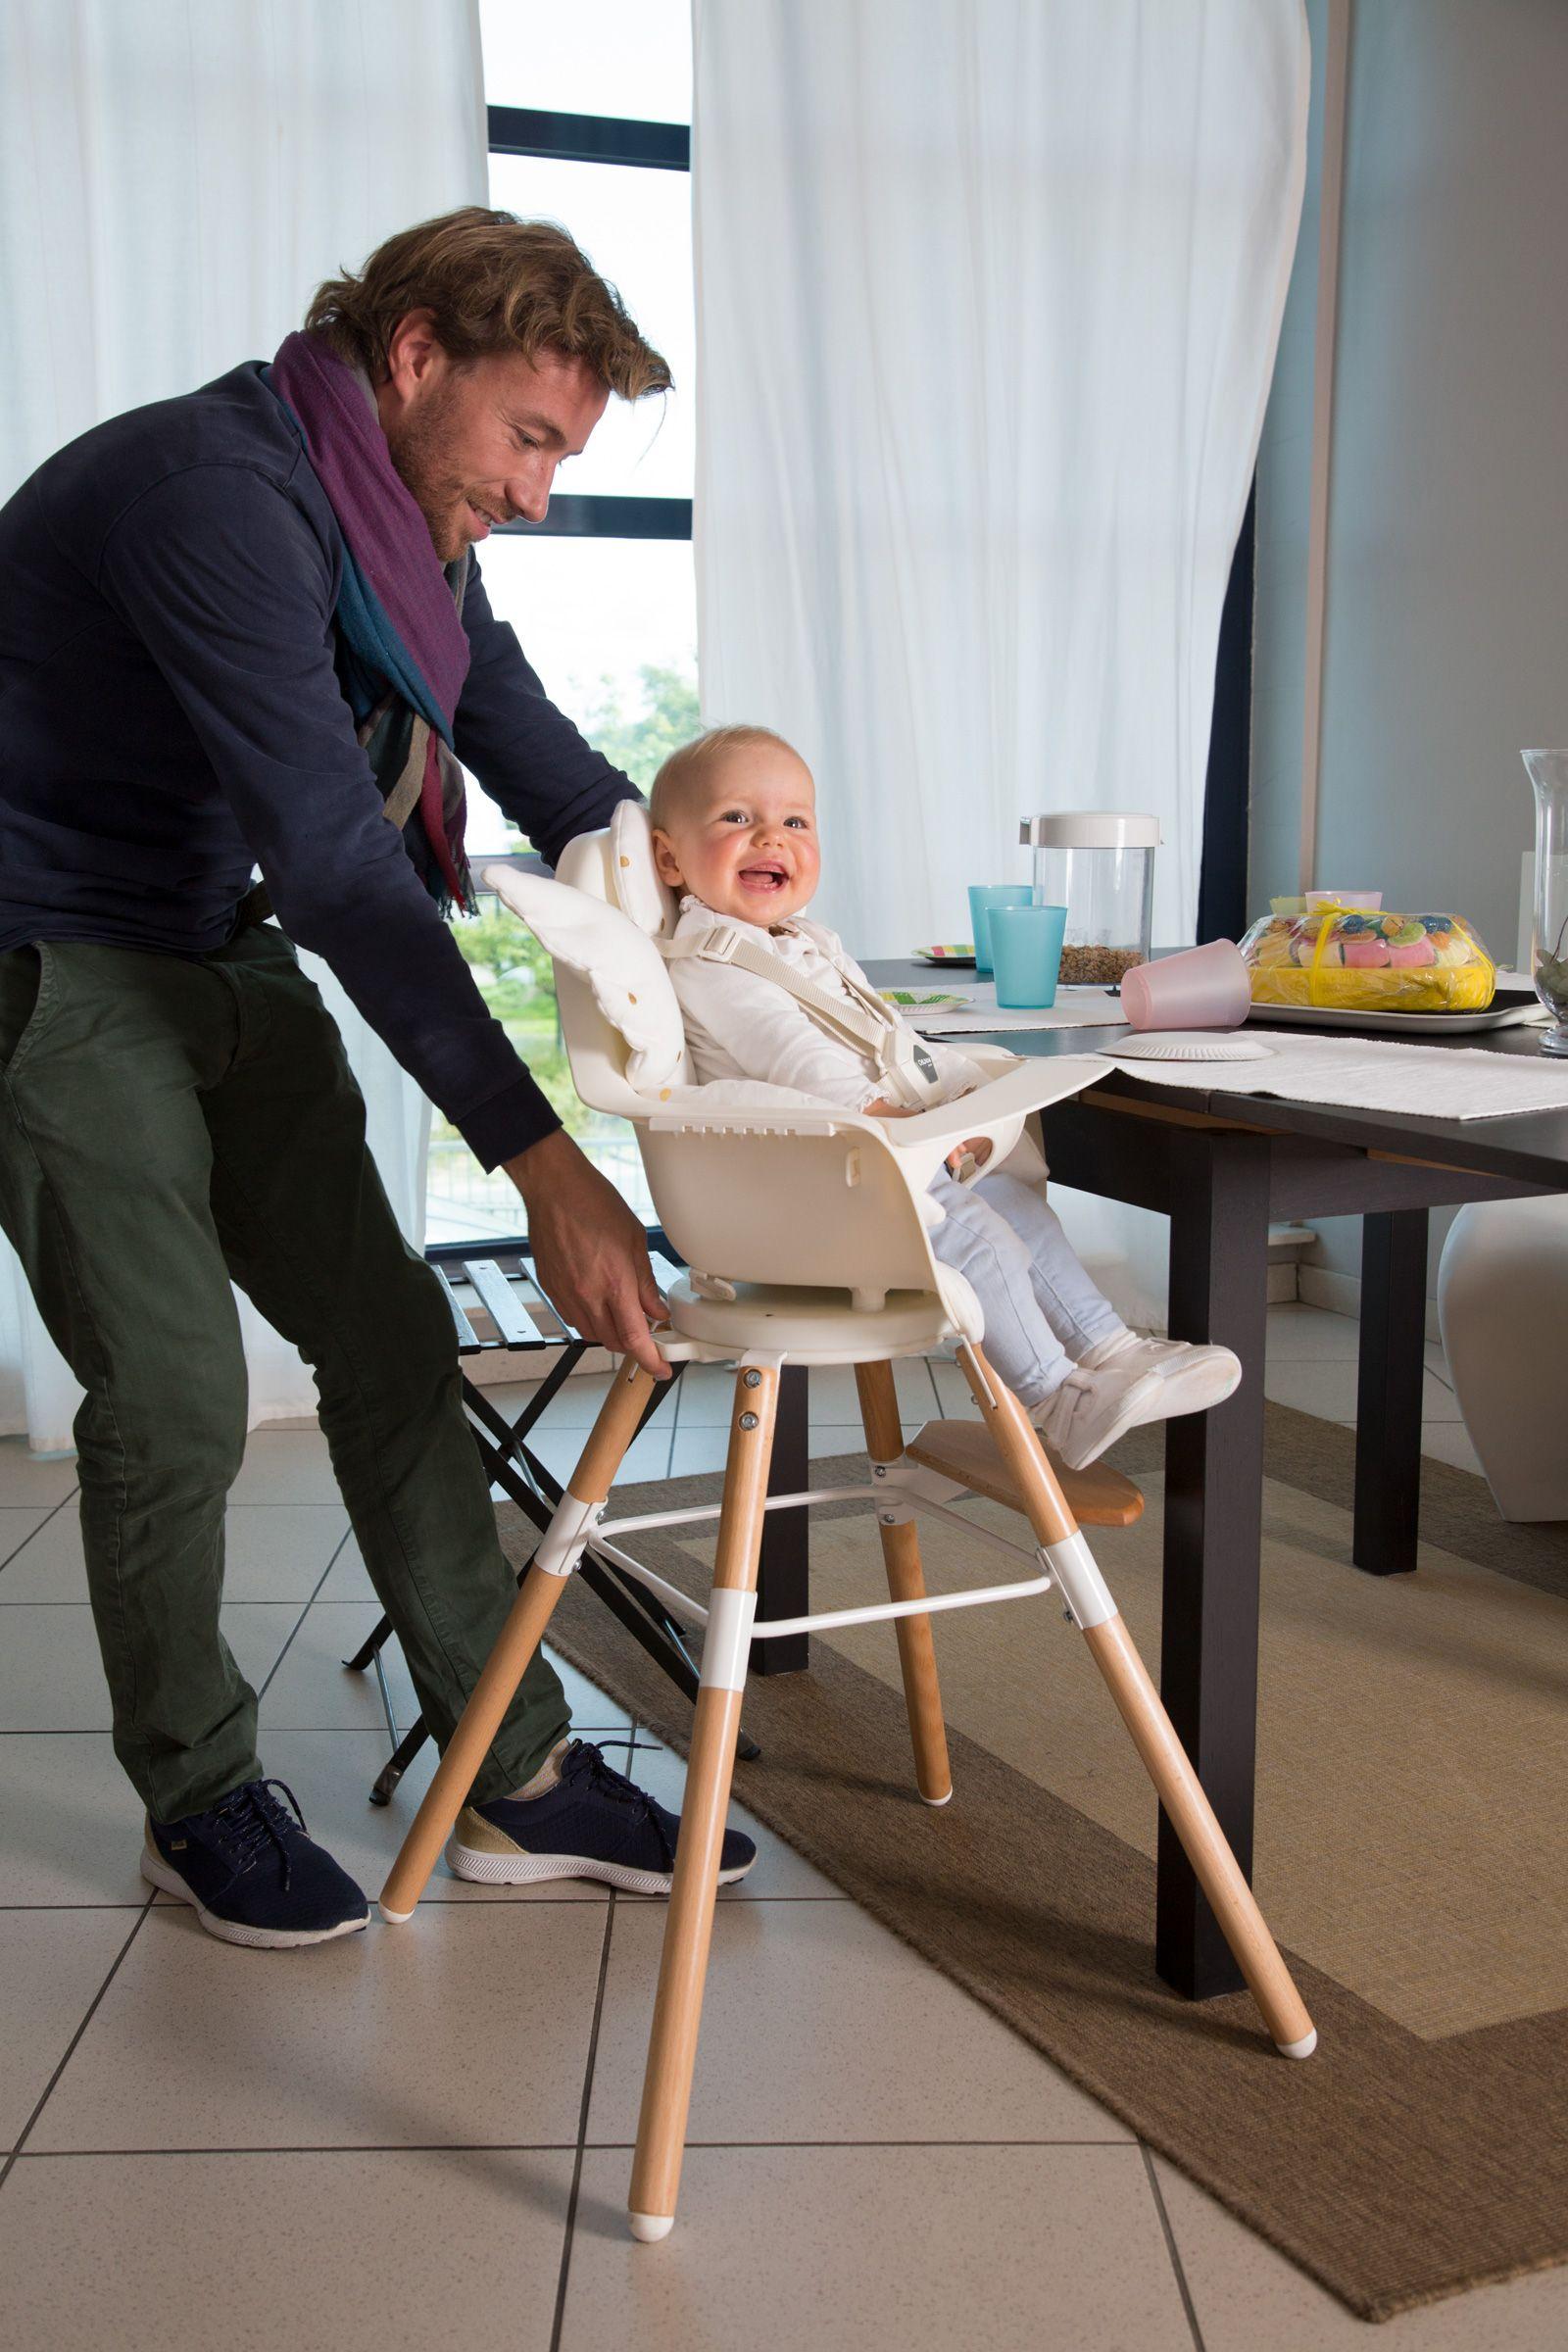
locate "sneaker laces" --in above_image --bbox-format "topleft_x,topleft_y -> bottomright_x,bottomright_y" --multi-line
209,1780 -> 309,1891
559,1741 -> 675,1869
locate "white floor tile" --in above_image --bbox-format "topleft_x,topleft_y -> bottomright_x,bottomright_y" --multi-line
564,2145 -> 1191,2351
0,1910 -> 139,2148
0,1506 -> 59,1578
0,1735 -> 150,1905
588,1897 -> 1128,2148
2,2148 -> 571,2352
227,1429 -> 341,1505
1264,1302 -> 1361,1362
30,1902 -> 607,2152
0,1439 -> 78,1506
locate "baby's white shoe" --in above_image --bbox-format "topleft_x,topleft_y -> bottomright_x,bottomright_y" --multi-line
1031,1361 -> 1166,1470
1077,1330 -> 1242,1417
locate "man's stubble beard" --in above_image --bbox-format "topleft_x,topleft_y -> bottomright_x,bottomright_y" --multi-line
383,376 -> 470,564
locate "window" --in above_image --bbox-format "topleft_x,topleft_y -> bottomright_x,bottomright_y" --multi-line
427,4 -> 696,1244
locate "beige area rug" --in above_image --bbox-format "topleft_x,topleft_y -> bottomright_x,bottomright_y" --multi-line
498,1404 -> 1568,2324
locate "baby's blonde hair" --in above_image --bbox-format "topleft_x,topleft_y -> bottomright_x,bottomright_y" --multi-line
649,724 -> 804,832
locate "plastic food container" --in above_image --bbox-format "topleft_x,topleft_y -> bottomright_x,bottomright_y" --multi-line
1241,906 -> 1495,1012
1018,812 -> 1158,986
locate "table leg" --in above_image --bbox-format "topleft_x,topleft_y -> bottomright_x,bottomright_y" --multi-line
1353,1209 -> 1428,1577
754,1363 -> 809,1674
1157,1130 -> 1272,2000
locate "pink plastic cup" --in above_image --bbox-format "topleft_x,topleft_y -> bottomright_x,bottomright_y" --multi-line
1119,939 -> 1251,1032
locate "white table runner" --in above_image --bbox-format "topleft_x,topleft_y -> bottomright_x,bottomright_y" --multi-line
1096,1030 -> 1568,1121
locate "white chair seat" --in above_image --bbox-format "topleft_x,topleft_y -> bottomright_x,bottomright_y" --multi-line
662,1274 -> 972,1365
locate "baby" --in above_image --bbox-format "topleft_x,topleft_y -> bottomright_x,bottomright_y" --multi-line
650,725 -> 1239,1468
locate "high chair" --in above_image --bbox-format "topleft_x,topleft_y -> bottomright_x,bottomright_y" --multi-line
378,807 -> 1316,2243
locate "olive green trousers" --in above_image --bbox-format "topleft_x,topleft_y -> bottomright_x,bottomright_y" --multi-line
0,927 -> 567,1821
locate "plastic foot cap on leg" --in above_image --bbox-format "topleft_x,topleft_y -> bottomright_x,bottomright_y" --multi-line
920,1787 -> 954,1807
378,1900 -> 416,1926
629,2212 -> 674,2243
1277,2028 -> 1317,2059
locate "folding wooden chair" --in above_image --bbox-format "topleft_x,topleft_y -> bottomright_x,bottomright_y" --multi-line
341,1236 -> 713,1803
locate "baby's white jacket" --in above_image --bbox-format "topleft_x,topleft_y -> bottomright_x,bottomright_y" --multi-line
667,896 -> 990,1109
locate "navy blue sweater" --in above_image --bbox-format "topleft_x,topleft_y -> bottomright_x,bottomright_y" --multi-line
0,363 -> 638,1168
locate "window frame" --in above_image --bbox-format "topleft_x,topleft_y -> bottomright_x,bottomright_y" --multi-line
486,103 -> 692,547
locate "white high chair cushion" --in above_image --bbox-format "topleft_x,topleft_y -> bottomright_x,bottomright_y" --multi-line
481,862 -> 686,1089
608,800 -> 678,937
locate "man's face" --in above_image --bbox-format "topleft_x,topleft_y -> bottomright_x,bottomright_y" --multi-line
376,311 -> 610,563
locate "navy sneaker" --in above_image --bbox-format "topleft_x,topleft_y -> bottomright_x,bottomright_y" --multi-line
143,1779 -> 369,1949
447,1740 -> 757,1894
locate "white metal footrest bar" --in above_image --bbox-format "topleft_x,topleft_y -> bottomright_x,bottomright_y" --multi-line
585,1473 -> 1052,1644
746,1565 -> 1054,1644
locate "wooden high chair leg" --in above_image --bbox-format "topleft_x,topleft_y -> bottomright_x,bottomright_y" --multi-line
956,1344 -> 1317,2059
854,1361 -> 953,1805
629,1364 -> 779,2244
378,1357 -> 660,1924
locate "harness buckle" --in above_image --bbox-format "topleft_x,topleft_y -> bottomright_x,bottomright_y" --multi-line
697,924 -> 744,965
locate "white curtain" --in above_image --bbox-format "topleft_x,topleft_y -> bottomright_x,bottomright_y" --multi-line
0,0 -> 485,1449
692,0 -> 1308,1322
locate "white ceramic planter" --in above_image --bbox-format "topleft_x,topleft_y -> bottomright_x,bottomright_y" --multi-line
1437,1196 -> 1568,1521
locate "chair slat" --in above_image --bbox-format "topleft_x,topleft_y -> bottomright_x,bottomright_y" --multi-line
433,1263 -> 480,1350
463,1258 -> 544,1348
516,1254 -> 575,1341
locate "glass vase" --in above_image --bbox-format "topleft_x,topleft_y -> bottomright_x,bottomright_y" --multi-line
1523,750 -> 1568,1056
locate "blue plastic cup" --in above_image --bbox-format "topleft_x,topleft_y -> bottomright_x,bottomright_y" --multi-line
967,884 -> 1032,977
989,903 -> 1068,1008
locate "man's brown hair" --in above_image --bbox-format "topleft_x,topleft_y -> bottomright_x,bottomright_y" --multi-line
305,206 -> 671,397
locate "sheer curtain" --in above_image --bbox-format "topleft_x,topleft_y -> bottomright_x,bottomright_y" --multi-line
692,0 -> 1308,1321
0,0 -> 485,1448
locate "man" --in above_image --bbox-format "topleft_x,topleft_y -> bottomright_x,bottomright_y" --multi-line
0,206 -> 753,1947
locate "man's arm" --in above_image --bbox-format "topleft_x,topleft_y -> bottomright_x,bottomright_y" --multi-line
453,559 -> 641,865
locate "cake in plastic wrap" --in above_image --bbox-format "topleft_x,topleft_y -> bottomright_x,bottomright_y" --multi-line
1240,906 -> 1495,1012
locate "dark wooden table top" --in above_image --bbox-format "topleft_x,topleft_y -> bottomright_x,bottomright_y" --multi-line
863,958 -> 1568,1192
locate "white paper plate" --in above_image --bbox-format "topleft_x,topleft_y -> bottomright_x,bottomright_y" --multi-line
1116,1033 -> 1274,1062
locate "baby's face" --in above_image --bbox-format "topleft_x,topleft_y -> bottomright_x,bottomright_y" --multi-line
653,743 -> 821,924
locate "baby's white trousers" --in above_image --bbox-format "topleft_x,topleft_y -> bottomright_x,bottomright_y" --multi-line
927,1168 -> 1125,1408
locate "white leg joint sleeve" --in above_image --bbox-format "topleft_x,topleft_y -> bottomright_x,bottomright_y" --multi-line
533,1493 -> 603,1579
1044,1531 -> 1117,1630
700,1587 -> 758,1692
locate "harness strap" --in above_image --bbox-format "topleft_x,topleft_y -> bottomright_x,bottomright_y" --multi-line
660,923 -> 947,1109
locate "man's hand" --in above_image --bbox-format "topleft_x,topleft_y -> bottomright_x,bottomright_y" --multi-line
504,1128 -> 670,1380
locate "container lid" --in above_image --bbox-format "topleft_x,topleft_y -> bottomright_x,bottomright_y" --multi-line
1019,811 -> 1161,849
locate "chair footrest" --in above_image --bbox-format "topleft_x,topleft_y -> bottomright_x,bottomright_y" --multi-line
905,1419 -> 1144,1528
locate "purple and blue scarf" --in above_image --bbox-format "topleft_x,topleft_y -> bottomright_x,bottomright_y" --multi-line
269,329 -> 474,911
